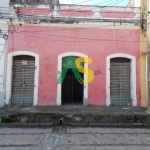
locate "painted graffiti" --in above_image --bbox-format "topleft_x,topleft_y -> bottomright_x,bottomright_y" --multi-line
57,56 -> 102,84
94,70 -> 102,75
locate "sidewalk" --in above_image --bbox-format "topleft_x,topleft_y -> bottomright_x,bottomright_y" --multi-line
0,106 -> 149,126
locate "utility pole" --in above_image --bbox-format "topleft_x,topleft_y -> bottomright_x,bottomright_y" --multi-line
148,0 -> 150,111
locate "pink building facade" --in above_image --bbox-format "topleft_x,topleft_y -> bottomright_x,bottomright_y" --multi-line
5,5 -> 142,107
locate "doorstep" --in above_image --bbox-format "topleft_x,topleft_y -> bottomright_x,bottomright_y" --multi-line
0,106 -> 149,126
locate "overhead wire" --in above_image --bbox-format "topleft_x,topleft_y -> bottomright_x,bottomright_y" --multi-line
2,23 -> 141,47
0,0 -> 146,59
10,19 -> 16,31
16,1 -> 143,33
135,0 -> 140,7
75,0 -> 94,5
0,3 -> 147,11
7,23 -> 139,32
11,18 -> 145,37
6,10 -> 142,40
12,0 -> 142,41
5,19 -> 143,38
17,12 -> 143,20
97,0 -> 126,9
1,0 -> 143,42
15,0 -> 145,22
16,8 -> 146,14
8,28 -> 145,43
4,6 -> 142,34
11,26 -> 140,41
70,0 -> 124,10
0,0 -> 115,11
0,16 -> 16,60
17,0 -> 128,12
0,0 -> 147,17
15,32 -> 146,43
1,0 -> 129,12
15,14 -> 144,25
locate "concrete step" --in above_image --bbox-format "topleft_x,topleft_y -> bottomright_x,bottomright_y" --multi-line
0,106 -> 149,126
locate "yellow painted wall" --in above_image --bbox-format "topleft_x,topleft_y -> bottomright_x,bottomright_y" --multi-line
140,0 -> 147,107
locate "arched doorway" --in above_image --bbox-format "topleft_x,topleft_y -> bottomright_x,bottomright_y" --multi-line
61,56 -> 84,105
106,53 -> 136,106
110,57 -> 131,106
6,51 -> 39,106
11,55 -> 35,106
57,52 -> 88,106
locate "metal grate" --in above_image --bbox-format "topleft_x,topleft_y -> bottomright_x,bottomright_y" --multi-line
11,55 -> 35,106
61,56 -> 83,105
110,57 -> 131,106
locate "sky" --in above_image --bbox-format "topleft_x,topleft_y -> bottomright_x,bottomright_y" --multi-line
59,0 -> 130,7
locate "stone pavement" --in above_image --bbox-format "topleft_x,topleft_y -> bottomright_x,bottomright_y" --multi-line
0,126 -> 150,150
0,106 -> 148,125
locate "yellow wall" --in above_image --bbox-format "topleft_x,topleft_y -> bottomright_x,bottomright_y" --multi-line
140,0 -> 147,107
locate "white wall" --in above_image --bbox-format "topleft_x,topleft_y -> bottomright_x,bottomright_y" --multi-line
0,0 -> 10,13
135,0 -> 141,7
0,27 -> 8,108
0,0 -> 9,107
0,0 -> 9,7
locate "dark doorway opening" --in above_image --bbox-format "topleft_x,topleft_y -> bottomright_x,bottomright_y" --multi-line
61,57 -> 84,105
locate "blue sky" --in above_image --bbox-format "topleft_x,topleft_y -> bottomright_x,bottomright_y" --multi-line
59,0 -> 130,6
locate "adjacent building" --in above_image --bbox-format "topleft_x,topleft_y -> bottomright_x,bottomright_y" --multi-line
0,0 -> 10,107
127,0 -> 140,7
128,0 -> 148,107
147,0 -> 150,109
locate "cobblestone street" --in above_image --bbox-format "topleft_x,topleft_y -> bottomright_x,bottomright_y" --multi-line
0,126 -> 150,150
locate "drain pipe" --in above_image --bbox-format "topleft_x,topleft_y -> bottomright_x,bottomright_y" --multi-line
59,117 -> 64,124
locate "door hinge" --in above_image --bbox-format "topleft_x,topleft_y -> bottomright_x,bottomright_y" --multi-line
35,66 -> 37,70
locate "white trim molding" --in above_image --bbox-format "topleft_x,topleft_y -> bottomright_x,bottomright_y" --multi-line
57,52 -> 88,106
6,51 -> 39,106
0,23 -> 8,108
106,53 -> 137,106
